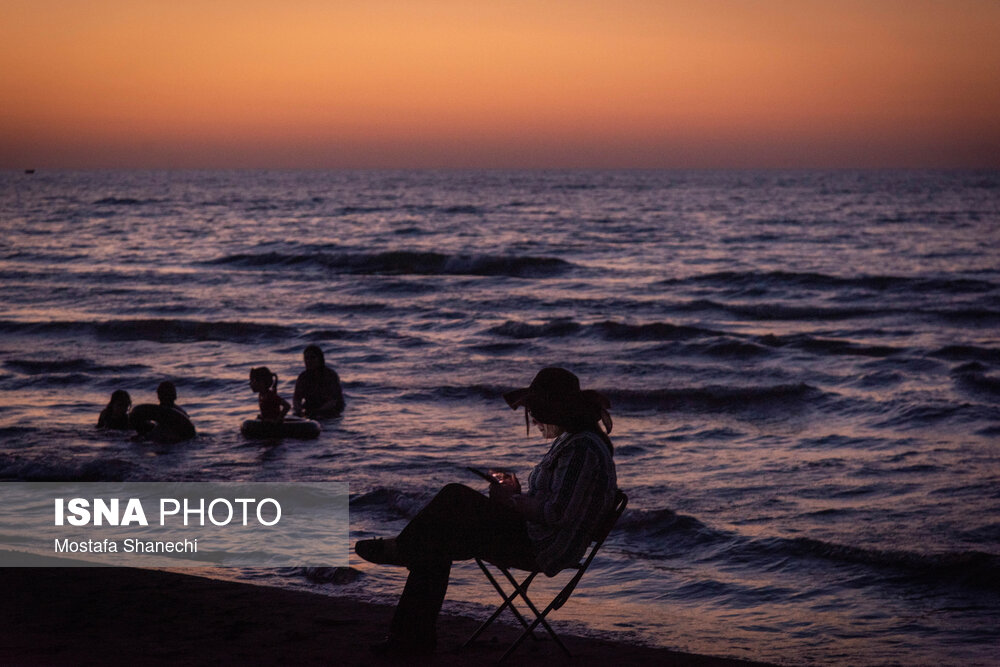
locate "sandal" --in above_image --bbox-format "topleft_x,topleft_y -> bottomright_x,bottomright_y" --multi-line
354,537 -> 406,566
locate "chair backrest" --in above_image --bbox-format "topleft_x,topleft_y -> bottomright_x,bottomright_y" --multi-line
552,489 -> 628,610
593,488 -> 628,547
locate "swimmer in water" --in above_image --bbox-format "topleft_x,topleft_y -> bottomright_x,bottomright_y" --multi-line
130,381 -> 196,443
97,389 -> 132,430
249,366 -> 291,422
293,345 -> 345,418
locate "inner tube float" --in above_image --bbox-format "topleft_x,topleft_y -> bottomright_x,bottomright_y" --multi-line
130,404 -> 196,443
241,417 -> 321,440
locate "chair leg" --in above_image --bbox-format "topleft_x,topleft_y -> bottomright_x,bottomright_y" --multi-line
465,560 -> 573,662
498,579 -> 572,662
463,560 -> 537,647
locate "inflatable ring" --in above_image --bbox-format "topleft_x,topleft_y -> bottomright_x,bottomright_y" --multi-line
241,417 -> 321,440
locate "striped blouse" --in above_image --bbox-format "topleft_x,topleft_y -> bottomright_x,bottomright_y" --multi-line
524,429 -> 617,576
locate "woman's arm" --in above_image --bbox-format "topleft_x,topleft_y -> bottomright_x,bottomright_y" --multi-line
509,492 -> 544,520
533,440 -> 608,527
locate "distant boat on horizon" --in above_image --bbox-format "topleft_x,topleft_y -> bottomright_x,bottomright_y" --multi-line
24,169 -> 36,174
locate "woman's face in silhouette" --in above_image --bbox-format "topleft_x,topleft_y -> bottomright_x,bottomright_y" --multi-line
303,351 -> 322,371
529,411 -> 564,439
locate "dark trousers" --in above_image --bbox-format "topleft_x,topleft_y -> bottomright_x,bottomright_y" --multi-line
390,483 -> 537,641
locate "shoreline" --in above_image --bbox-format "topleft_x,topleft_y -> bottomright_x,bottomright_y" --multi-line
0,566 -> 777,666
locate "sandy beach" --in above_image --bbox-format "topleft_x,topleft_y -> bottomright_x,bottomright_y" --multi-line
0,566 -> 775,666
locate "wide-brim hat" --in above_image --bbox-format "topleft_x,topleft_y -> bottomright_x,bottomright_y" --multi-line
503,367 -> 612,434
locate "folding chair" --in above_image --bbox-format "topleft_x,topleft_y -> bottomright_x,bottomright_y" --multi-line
464,489 -> 628,662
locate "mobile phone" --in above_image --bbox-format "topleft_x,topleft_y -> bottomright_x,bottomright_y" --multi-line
467,467 -> 500,484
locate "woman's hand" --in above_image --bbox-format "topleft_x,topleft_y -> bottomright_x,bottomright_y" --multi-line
489,471 -> 521,505
493,471 -> 520,494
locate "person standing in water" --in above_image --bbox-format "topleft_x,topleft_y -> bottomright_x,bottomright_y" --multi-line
293,345 -> 345,418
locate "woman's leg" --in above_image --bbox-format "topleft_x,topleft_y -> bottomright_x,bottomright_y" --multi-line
386,484 -> 536,646
396,483 -> 534,566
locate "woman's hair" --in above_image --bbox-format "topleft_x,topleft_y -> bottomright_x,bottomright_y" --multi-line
107,389 -> 131,409
250,366 -> 278,390
303,344 -> 326,366
537,403 -> 614,454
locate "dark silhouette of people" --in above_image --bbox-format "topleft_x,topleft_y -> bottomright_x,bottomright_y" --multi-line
354,367 -> 617,656
250,366 -> 291,422
293,345 -> 345,418
129,381 -> 196,443
97,389 -> 132,430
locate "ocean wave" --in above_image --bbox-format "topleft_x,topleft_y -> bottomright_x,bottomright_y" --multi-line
336,205 -> 394,215
690,340 -> 774,358
595,321 -> 720,340
92,197 -> 165,206
0,453 -> 138,482
0,250 -> 92,264
607,383 -> 822,413
0,426 -> 37,440
467,342 -> 524,354
206,250 -> 572,277
487,318 -> 911,360
671,299 -> 887,321
486,319 -> 583,339
487,319 -> 716,341
624,505 -> 1000,592
952,369 -> 1000,398
794,434 -> 898,450
302,326 -> 417,344
926,308 -> 1000,325
759,334 -> 903,358
0,318 -> 295,343
931,345 -> 1000,364
3,358 -> 148,375
874,402 -> 1000,429
302,302 -> 401,315
439,204 -> 483,214
2,373 -> 97,389
618,507 -> 719,539
397,384 -> 503,403
663,270 -> 998,295
745,536 -> 1000,591
396,203 -> 485,215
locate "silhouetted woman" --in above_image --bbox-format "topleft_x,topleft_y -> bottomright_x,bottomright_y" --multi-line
355,367 -> 617,655
293,345 -> 345,418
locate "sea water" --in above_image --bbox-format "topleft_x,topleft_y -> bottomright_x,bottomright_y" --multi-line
1,169 -> 998,665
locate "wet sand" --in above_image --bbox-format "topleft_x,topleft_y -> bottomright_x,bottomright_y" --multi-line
0,566 -> 777,666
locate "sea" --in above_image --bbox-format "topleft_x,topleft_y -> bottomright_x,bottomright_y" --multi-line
1,169 -> 998,665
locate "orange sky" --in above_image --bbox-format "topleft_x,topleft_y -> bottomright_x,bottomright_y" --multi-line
2,0 -> 999,168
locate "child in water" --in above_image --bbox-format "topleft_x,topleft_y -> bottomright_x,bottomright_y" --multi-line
130,381 -> 196,443
249,367 -> 291,422
97,389 -> 132,429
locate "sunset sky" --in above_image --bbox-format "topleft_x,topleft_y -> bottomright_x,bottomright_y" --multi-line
2,0 -> 999,168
